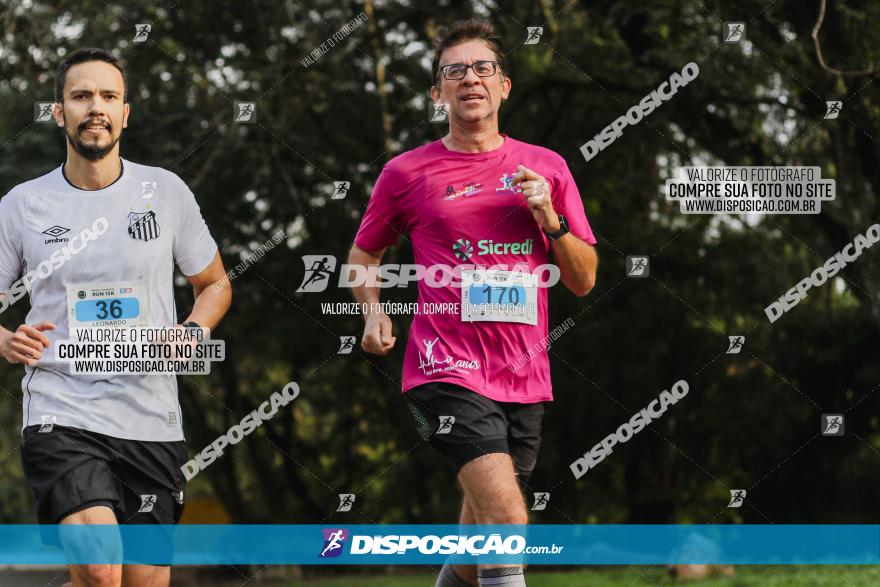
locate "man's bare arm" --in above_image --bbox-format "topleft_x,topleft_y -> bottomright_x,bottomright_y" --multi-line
183,251 -> 232,331
551,235 -> 597,297
0,321 -> 55,366
349,244 -> 396,355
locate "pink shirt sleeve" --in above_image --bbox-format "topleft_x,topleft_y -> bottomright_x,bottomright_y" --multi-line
354,163 -> 408,253
550,162 -> 597,246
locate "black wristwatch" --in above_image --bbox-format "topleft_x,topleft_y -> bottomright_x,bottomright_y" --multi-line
543,215 -> 569,241
182,321 -> 202,329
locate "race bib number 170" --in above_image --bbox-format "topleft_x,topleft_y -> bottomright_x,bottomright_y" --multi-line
460,269 -> 538,325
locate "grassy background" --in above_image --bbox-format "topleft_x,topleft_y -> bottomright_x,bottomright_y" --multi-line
279,566 -> 880,586
4,565 -> 879,585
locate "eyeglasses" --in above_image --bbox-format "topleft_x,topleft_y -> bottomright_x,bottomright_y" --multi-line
439,60 -> 499,81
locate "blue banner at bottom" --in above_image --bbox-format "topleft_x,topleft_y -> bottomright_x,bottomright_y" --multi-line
0,525 -> 876,565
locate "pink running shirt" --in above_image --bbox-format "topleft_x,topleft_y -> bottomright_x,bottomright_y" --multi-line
354,136 -> 597,403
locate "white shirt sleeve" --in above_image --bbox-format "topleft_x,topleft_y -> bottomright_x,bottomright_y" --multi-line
170,176 -> 219,277
0,191 -> 24,292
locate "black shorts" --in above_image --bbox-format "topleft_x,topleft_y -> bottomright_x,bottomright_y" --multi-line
21,424 -> 187,564
406,382 -> 545,486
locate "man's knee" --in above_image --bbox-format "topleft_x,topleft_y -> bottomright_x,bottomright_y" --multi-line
122,564 -> 170,587
460,498 -> 475,525
470,498 -> 527,525
75,563 -> 120,587
494,508 -> 528,526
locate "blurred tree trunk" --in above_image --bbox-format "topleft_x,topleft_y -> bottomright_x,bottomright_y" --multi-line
365,0 -> 393,155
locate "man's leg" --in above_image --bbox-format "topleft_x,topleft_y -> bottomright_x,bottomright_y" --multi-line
435,496 -> 478,586
458,453 -> 528,586
121,565 -> 170,587
60,506 -> 122,587
114,440 -> 185,584
405,385 -> 526,586
449,497 -> 478,585
23,426 -> 181,587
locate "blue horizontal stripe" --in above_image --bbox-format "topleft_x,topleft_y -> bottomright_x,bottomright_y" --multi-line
0,524 -> 875,565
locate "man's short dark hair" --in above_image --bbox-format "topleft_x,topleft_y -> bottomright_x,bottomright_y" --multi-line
55,48 -> 128,103
431,19 -> 505,86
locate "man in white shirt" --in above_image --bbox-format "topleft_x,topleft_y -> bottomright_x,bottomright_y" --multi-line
0,48 -> 231,587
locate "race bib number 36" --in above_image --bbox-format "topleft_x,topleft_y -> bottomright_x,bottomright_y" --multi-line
66,281 -> 148,328
461,269 -> 538,325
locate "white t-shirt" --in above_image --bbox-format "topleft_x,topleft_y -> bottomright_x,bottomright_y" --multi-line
0,159 -> 218,441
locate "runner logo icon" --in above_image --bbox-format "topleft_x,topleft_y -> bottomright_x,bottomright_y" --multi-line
133,24 -> 151,42
332,181 -> 350,200
727,336 -> 744,354
337,494 -> 356,512
531,492 -> 550,511
723,22 -> 745,43
430,102 -> 449,122
525,27 -> 543,45
234,102 -> 257,123
34,102 -> 54,123
728,489 -> 746,508
338,336 -> 356,354
824,101 -> 842,119
319,528 -> 348,558
141,181 -> 158,199
38,415 -> 56,433
138,494 -> 157,513
436,416 -> 455,434
626,255 -> 649,277
822,414 -> 844,436
297,255 -> 338,293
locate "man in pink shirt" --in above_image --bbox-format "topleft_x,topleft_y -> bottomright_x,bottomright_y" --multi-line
349,19 -> 598,587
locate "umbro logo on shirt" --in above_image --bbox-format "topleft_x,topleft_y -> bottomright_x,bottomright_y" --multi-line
128,211 -> 160,242
42,225 -> 70,244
